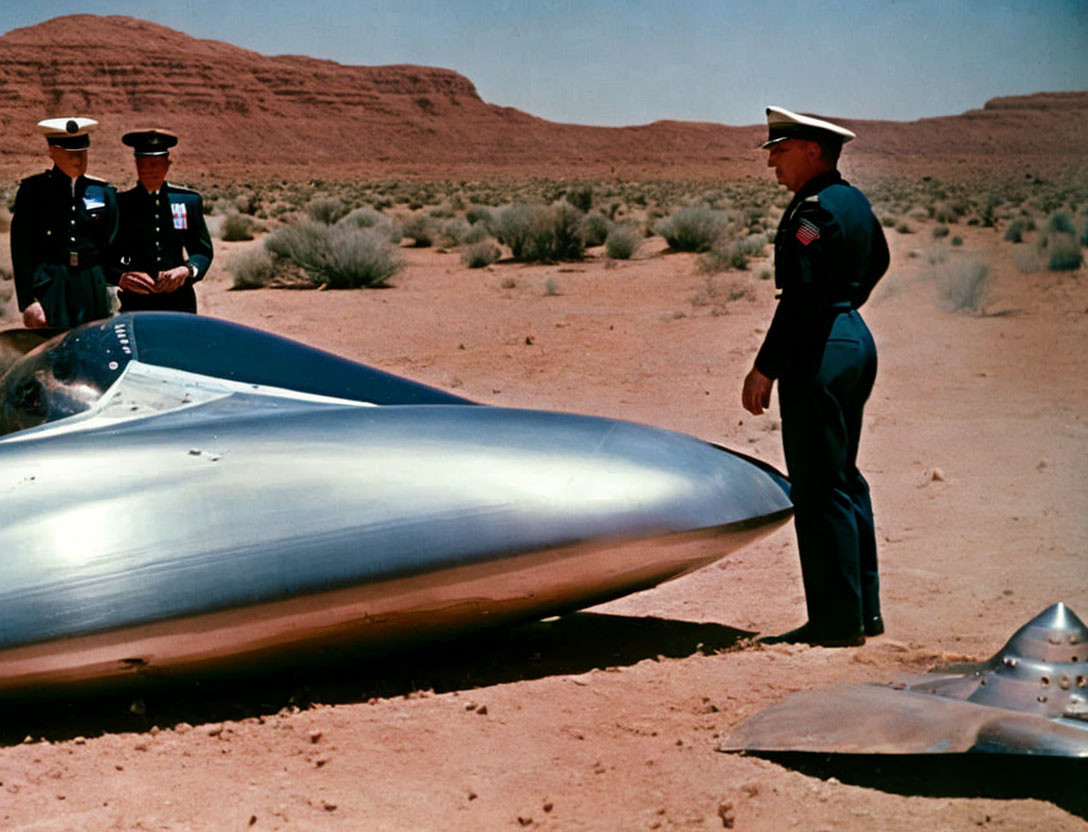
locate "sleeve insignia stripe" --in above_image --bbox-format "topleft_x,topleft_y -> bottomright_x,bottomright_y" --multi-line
795,218 -> 820,246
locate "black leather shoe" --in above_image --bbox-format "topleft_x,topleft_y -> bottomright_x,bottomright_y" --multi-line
864,615 -> 885,637
758,623 -> 865,648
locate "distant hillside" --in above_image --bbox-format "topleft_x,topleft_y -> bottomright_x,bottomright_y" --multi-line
0,15 -> 1085,184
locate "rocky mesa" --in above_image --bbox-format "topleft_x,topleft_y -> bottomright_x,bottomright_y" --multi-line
0,14 -> 1085,183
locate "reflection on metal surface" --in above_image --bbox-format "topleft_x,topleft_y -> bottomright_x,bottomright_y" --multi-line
0,313 -> 792,691
722,604 -> 1088,757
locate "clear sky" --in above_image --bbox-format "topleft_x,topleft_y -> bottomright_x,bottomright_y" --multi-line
2,0 -> 1086,128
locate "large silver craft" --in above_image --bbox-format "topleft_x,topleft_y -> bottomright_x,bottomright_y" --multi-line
0,313 -> 792,692
722,603 -> 1088,757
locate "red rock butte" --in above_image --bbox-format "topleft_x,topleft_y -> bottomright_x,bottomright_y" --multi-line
0,14 -> 1086,184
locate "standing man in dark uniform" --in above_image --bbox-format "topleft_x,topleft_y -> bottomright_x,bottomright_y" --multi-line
113,129 -> 212,313
742,107 -> 890,647
11,117 -> 118,330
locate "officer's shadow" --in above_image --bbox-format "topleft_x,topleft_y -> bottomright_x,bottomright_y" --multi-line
0,612 -> 753,746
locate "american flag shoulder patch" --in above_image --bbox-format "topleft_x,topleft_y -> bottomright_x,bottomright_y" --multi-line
795,218 -> 820,246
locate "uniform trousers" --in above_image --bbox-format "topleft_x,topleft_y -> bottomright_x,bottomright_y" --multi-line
777,309 -> 879,635
32,264 -> 110,329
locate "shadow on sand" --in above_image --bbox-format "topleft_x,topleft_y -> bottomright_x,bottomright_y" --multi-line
0,612 -> 752,746
732,751 -> 1087,820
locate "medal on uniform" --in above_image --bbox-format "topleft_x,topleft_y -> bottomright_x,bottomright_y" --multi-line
171,202 -> 188,230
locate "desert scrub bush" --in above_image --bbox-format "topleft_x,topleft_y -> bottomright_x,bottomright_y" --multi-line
400,214 -> 437,247
234,192 -> 260,215
338,207 -> 387,229
465,206 -> 494,228
655,206 -> 729,252
229,247 -> 276,290
605,224 -> 642,260
935,259 -> 991,314
1036,211 -> 1084,270
1043,211 -> 1076,237
894,220 -> 913,234
565,184 -> 594,213
529,203 -> 585,261
220,212 -> 255,242
306,197 -> 348,225
440,217 -> 473,246
951,236 -> 963,247
580,211 -> 613,247
461,240 -> 501,268
690,275 -> 755,314
1003,219 -> 1025,243
931,225 -> 950,239
697,234 -> 766,273
495,203 -> 585,262
264,222 -> 402,288
494,204 -> 538,259
931,201 -> 960,223
1040,233 -> 1083,271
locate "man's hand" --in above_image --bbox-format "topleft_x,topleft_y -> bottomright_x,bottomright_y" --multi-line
119,271 -> 157,295
155,266 -> 189,294
742,367 -> 774,415
22,301 -> 47,329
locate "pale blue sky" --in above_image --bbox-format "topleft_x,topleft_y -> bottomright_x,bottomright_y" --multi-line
2,1 -> 1085,127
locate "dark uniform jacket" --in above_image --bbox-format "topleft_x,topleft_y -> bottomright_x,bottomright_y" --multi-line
754,170 -> 889,381
11,167 -> 119,328
113,182 -> 213,313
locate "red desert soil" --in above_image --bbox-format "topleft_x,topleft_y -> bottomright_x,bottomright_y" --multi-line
0,218 -> 1085,829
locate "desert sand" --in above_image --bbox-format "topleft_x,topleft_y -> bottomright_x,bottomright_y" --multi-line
0,213 -> 1085,830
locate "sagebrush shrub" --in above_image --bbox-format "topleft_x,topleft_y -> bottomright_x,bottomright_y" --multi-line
655,206 -> 729,252
581,212 -> 612,247
936,260 -> 990,314
307,196 -> 348,225
495,203 -> 585,261
1041,232 -> 1083,271
1003,220 -> 1025,243
338,207 -> 387,230
605,224 -> 642,260
265,222 -> 402,288
461,240 -> 501,268
220,213 -> 254,242
401,214 -> 436,247
465,206 -> 494,228
441,217 -> 473,246
229,247 -> 276,290
529,203 -> 585,261
565,184 -> 594,213
494,204 -> 538,259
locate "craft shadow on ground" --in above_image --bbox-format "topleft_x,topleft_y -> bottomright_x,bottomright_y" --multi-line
0,612 -> 752,746
730,750 -> 1087,820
